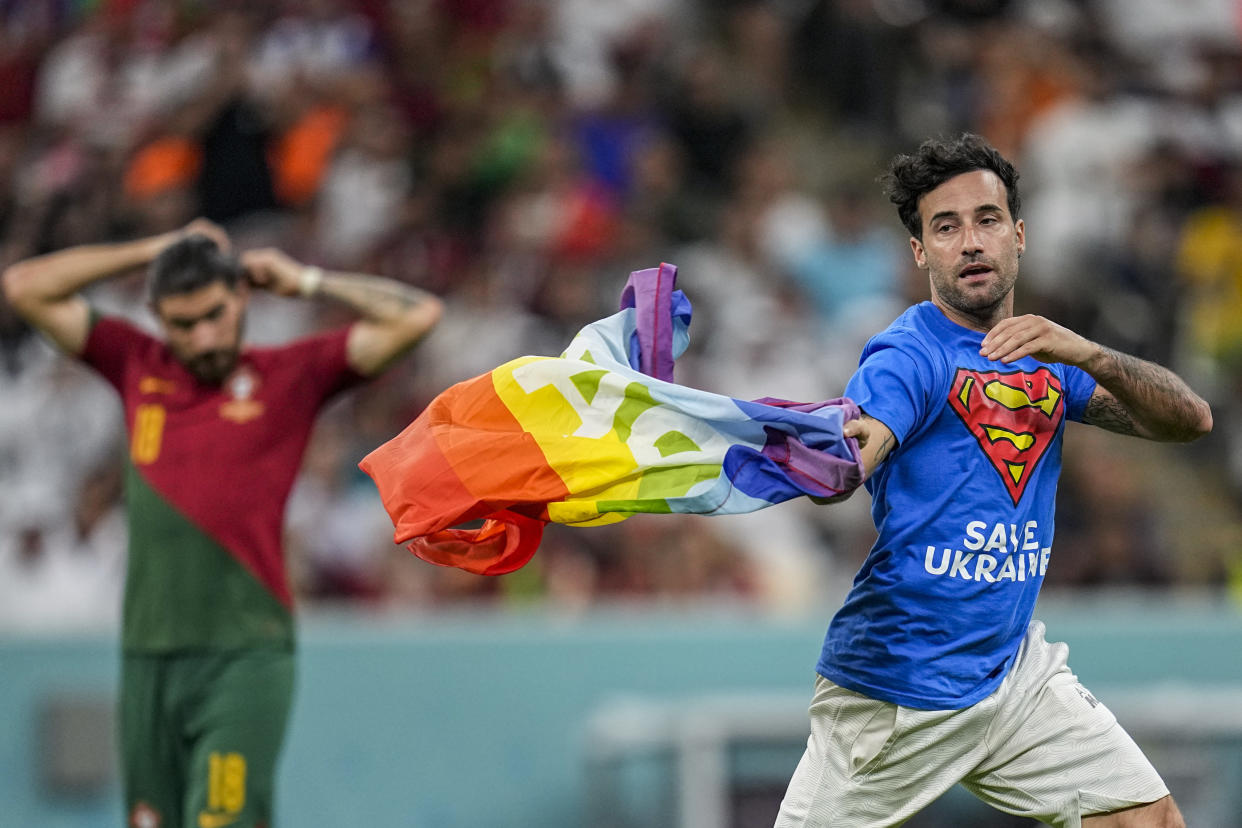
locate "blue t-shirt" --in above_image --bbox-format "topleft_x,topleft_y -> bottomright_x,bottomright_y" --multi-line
818,302 -> 1097,709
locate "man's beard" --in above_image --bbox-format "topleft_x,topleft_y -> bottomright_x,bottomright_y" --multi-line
184,348 -> 239,385
934,261 -> 1017,316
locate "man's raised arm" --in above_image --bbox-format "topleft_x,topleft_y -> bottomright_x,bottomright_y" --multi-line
241,249 -> 444,376
980,313 -> 1212,442
2,219 -> 228,355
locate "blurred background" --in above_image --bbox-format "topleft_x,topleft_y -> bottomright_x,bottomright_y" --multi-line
3,0 -> 1242,825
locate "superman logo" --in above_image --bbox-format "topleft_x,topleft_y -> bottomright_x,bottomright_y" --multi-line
947,367 -> 1064,505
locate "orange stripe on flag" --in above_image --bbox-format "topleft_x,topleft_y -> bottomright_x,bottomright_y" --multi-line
409,512 -> 547,575
359,371 -> 570,574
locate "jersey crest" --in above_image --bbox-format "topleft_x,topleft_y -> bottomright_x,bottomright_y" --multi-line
948,367 -> 1064,504
219,365 -> 265,424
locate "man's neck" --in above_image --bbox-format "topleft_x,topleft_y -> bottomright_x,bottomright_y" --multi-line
931,296 -> 1013,333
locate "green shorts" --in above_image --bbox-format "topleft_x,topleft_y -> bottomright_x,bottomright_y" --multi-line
120,649 -> 294,828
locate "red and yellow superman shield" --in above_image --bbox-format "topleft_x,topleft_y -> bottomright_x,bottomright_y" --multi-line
948,367 -> 1065,505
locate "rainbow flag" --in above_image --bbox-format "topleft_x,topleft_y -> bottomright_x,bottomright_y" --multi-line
360,263 -> 863,575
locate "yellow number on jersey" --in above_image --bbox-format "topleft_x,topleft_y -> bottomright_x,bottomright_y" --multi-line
131,404 -> 166,464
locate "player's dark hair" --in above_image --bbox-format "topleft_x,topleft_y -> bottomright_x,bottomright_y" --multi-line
881,133 -> 1020,240
148,234 -> 243,302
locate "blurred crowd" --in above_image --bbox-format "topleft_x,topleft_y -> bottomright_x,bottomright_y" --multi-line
2,0 -> 1242,629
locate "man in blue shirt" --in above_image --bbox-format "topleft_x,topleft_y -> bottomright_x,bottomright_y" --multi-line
776,134 -> 1211,828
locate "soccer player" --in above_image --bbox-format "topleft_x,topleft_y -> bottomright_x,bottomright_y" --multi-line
2,219 -> 442,828
775,135 -> 1210,827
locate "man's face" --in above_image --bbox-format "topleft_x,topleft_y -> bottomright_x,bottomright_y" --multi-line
154,281 -> 247,385
910,169 -> 1025,328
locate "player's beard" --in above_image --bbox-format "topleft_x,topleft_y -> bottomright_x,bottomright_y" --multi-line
930,254 -> 1018,321
184,348 -> 240,385
181,312 -> 246,386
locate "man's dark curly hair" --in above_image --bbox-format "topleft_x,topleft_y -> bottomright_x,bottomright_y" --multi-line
148,234 -> 243,302
881,133 -> 1020,240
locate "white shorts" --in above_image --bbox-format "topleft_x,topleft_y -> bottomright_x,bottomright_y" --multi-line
775,620 -> 1168,828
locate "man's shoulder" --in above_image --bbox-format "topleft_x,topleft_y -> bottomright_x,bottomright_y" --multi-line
245,326 -> 352,361
242,327 -> 361,394
862,304 -> 946,360
82,312 -> 166,365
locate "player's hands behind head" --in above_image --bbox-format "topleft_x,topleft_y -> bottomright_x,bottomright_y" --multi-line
241,248 -> 307,297
177,218 -> 230,254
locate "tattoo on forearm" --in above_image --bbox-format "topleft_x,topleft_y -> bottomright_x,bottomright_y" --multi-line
874,433 -> 896,462
1083,346 -> 1207,441
321,274 -> 431,319
1083,392 -> 1138,436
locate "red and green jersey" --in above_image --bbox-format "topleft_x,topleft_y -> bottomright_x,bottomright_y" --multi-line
82,315 -> 364,652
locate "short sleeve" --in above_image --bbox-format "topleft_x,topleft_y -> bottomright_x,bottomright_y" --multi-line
81,314 -> 158,392
844,332 -> 937,444
274,326 -> 367,405
1061,363 -> 1097,423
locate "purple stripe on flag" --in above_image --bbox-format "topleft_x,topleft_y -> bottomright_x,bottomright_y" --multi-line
620,262 -> 678,382
728,396 -> 864,501
758,426 -> 863,497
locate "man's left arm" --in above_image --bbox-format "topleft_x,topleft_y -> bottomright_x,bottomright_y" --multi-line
242,249 -> 444,377
980,314 -> 1212,442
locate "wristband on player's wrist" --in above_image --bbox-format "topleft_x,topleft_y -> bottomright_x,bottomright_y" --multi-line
299,266 -> 324,297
